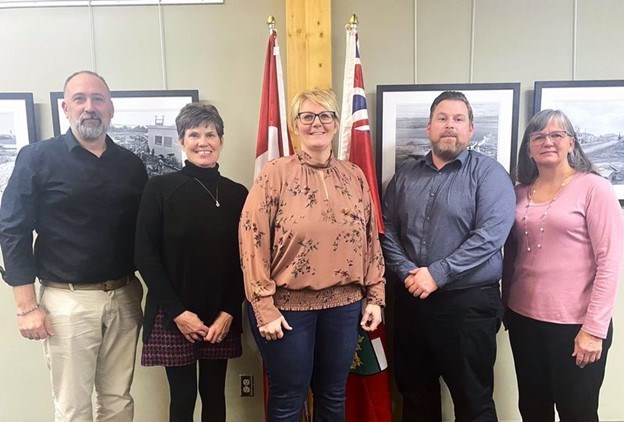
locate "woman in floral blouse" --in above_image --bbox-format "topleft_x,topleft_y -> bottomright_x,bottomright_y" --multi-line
239,88 -> 385,421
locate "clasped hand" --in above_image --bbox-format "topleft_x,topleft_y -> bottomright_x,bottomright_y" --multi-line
174,310 -> 233,344
405,267 -> 438,299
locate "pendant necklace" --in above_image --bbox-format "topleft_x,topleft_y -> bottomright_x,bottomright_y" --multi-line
521,173 -> 573,252
194,178 -> 220,207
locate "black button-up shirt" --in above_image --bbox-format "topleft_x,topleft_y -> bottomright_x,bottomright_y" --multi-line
0,130 -> 147,286
381,150 -> 515,290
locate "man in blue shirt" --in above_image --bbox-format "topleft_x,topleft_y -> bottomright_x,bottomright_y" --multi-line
381,91 -> 515,421
0,71 -> 147,421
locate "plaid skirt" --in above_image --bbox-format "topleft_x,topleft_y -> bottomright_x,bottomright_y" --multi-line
142,310 -> 242,367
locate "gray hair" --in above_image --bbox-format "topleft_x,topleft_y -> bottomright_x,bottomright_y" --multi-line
516,109 -> 598,184
175,103 -> 224,140
63,70 -> 110,94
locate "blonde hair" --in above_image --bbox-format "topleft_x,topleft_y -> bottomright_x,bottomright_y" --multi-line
289,89 -> 340,133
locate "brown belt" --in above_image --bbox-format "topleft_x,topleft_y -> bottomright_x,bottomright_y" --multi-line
40,275 -> 133,292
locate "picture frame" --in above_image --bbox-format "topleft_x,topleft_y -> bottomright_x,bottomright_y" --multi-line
51,89 -> 199,178
0,92 -> 37,198
376,83 -> 520,193
534,79 -> 624,201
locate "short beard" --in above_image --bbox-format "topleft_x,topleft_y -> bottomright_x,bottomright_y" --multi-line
71,113 -> 110,141
432,139 -> 465,162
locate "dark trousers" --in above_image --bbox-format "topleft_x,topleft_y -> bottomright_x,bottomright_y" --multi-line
506,309 -> 613,422
165,359 -> 228,422
248,301 -> 361,422
393,283 -> 503,422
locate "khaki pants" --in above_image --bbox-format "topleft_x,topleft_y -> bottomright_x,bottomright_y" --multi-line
40,277 -> 143,422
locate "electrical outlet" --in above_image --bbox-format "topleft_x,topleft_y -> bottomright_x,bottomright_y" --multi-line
240,374 -> 254,397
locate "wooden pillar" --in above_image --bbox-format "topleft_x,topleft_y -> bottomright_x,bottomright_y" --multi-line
285,0 -> 332,148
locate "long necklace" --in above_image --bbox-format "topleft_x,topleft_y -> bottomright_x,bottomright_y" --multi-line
194,178 -> 220,207
521,173 -> 573,252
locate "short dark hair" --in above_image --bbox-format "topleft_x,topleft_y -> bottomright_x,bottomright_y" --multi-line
429,91 -> 473,123
516,109 -> 598,184
63,70 -> 110,94
175,102 -> 224,140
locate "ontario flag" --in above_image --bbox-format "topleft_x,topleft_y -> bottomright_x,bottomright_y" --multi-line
338,21 -> 393,422
255,28 -> 292,177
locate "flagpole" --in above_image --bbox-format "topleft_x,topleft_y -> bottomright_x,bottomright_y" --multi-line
338,15 -> 356,160
268,18 -> 292,159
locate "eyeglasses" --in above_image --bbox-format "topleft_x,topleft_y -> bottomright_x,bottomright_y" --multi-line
529,130 -> 570,144
297,111 -> 336,125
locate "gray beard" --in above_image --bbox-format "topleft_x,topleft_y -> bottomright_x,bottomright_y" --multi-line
72,119 -> 109,141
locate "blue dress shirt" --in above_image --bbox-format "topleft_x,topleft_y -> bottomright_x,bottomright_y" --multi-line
381,150 -> 515,290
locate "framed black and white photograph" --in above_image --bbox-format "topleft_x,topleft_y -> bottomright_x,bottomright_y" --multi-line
376,83 -> 520,192
51,89 -> 199,178
534,80 -> 624,200
0,93 -> 36,199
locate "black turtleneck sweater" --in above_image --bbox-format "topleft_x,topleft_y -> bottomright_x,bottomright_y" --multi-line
135,161 -> 248,341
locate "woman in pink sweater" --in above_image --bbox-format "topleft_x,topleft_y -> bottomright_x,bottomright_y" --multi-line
503,109 -> 623,421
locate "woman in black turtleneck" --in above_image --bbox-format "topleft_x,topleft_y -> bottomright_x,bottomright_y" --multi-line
135,103 -> 247,422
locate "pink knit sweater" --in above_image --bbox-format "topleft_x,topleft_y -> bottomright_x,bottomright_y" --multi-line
503,172 -> 623,339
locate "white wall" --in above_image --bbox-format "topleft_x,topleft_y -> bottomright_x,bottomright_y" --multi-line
2,0 -> 624,420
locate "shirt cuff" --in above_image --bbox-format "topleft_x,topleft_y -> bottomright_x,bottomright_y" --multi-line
397,262 -> 418,282
428,260 -> 451,288
161,301 -> 186,322
2,269 -> 36,287
251,296 -> 282,327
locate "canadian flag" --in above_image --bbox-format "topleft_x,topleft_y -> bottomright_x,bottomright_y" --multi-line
255,28 -> 292,177
254,27 -> 295,422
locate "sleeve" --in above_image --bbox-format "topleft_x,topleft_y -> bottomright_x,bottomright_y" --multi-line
380,171 -> 418,282
238,166 -> 282,326
501,228 -> 518,306
134,179 -> 185,320
581,178 -> 624,339
221,186 -> 248,319
427,162 -> 516,288
355,167 -> 385,306
0,147 -> 38,286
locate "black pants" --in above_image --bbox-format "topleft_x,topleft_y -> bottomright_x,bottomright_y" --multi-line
165,359 -> 228,422
506,309 -> 612,422
393,283 -> 503,422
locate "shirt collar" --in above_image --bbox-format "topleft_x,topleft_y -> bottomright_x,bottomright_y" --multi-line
63,129 -> 117,155
181,160 -> 220,181
424,148 -> 469,170
296,149 -> 335,169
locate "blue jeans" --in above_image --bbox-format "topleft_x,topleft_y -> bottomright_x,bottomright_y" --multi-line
248,301 -> 361,422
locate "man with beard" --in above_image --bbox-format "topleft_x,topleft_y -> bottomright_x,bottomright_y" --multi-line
0,71 -> 147,421
381,91 -> 515,421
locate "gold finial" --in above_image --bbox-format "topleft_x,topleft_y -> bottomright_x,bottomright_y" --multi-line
267,15 -> 276,32
346,14 -> 358,30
